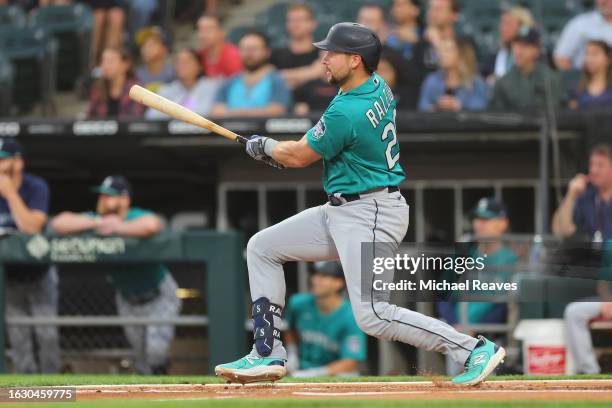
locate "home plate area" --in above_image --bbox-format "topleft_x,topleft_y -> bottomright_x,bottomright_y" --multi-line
75,380 -> 612,401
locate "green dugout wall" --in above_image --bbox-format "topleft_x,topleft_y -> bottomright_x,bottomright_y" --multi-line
0,231 -> 246,373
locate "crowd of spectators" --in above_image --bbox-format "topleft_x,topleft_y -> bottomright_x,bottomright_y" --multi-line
2,0 -> 612,118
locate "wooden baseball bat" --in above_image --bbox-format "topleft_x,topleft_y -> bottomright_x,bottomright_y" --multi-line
128,85 -> 249,144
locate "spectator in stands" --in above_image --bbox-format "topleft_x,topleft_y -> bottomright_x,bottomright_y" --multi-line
285,262 -> 366,377
554,0 -> 612,71
211,31 -> 290,117
490,28 -> 561,111
146,49 -> 222,119
553,144 -> 612,241
292,67 -> 337,115
270,3 -> 321,91
438,197 -> 517,375
80,1 -> 126,65
357,2 -> 421,109
411,0 -> 462,78
0,137 -> 60,374
87,47 -> 143,119
135,26 -> 174,93
51,175 -> 182,375
197,14 -> 242,78
418,38 -> 488,112
377,49 -> 413,107
357,3 -> 391,45
387,0 -> 422,61
126,0 -> 159,41
569,40 -> 612,110
0,0 -> 68,11
483,6 -> 535,82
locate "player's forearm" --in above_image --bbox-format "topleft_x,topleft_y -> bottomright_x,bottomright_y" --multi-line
51,212 -> 97,235
326,359 -> 359,376
4,192 -> 46,234
552,195 -> 577,238
115,216 -> 162,237
271,139 -> 321,168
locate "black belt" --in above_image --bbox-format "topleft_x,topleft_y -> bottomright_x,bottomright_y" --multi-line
122,287 -> 161,305
328,186 -> 399,206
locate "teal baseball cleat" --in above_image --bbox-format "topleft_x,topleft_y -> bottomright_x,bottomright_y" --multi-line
215,351 -> 287,384
452,336 -> 505,386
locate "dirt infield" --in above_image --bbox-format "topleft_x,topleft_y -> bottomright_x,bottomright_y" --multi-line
74,379 -> 612,401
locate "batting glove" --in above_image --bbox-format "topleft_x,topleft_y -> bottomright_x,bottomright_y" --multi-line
246,135 -> 284,169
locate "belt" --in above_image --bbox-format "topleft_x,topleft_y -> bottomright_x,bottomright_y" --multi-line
328,186 -> 399,207
122,287 -> 161,305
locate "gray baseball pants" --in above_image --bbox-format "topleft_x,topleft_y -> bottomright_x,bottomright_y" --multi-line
6,267 -> 61,373
247,188 -> 478,365
116,273 -> 182,374
564,300 -> 602,374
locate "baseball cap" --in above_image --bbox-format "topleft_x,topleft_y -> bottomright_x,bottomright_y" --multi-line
312,261 -> 344,278
0,138 -> 22,159
513,26 -> 540,47
136,26 -> 171,49
91,175 -> 132,197
471,197 -> 507,220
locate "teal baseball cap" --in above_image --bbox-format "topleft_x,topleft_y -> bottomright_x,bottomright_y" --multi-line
471,197 -> 507,220
91,175 -> 132,196
0,138 -> 22,159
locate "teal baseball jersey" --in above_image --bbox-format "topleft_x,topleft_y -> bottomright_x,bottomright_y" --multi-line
285,293 -> 366,369
84,208 -> 167,296
460,245 -> 518,323
306,73 -> 406,194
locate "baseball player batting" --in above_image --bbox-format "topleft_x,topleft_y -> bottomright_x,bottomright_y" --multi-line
215,23 -> 505,386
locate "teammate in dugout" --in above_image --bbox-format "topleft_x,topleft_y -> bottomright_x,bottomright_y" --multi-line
51,175 -> 181,375
215,23 -> 505,386
285,262 -> 366,377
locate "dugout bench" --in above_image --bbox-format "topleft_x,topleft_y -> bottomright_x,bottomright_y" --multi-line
0,230 -> 246,373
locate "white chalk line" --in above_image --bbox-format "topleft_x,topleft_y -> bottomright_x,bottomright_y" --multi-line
71,379 -> 612,392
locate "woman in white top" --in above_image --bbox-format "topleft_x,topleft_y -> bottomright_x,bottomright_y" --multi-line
146,49 -> 223,119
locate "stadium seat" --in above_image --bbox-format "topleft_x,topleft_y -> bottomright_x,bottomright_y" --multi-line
0,25 -> 58,115
227,25 -> 254,46
0,4 -> 26,28
0,53 -> 14,117
29,4 -> 93,92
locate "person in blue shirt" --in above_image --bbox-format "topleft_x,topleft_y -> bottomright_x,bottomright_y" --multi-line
51,175 -> 181,375
553,144 -> 612,242
569,40 -> 612,110
211,31 -> 291,117
285,262 -> 367,377
0,137 -> 60,374
418,37 -> 488,112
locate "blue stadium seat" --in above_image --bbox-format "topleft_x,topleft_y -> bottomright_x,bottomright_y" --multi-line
0,25 -> 58,115
0,4 -> 26,28
30,4 -> 93,91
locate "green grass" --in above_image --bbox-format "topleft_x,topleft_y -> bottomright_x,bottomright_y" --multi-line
11,400 -> 612,408
0,374 -> 611,387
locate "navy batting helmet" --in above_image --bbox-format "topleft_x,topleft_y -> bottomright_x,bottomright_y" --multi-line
313,22 -> 382,73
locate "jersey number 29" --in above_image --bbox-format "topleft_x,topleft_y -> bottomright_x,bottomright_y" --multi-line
381,109 -> 399,169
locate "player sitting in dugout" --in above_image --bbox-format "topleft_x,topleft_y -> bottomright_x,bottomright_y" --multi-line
285,262 -> 366,377
50,175 -> 181,375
